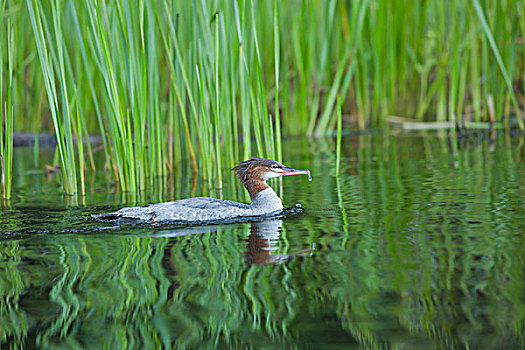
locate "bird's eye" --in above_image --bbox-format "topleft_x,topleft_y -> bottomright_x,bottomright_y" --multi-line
271,164 -> 277,169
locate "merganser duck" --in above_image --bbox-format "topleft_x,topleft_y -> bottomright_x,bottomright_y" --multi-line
93,157 -> 311,223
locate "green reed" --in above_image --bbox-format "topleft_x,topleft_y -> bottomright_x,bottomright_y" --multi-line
471,0 -> 523,129
1,0 -> 525,195
0,7 -> 13,200
335,96 -> 342,177
26,0 -> 78,194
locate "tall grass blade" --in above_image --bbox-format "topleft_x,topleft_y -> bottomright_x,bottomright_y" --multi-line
1,15 -> 14,200
336,96 -> 342,177
273,0 -> 282,161
26,0 -> 78,194
470,0 -> 523,129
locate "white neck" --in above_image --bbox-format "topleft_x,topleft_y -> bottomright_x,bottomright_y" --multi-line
251,187 -> 283,213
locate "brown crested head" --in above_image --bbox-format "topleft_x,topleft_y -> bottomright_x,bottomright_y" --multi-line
231,158 -> 281,199
232,157 -> 283,182
232,157 -> 311,200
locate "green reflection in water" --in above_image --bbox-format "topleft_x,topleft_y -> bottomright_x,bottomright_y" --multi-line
1,132 -> 524,348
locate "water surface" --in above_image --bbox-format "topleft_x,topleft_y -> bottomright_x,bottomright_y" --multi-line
1,132 -> 524,349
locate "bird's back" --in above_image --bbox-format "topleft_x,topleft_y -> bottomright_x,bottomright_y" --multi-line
94,196 -> 268,223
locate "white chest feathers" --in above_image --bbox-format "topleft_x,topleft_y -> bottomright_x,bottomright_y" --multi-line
251,188 -> 283,213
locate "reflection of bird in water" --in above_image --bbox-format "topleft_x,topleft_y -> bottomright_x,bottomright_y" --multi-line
244,219 -> 315,265
150,218 -> 314,266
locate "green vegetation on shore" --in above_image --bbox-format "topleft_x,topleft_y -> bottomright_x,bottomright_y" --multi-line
1,0 -> 524,195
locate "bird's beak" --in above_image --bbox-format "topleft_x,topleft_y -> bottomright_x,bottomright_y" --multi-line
280,167 -> 311,178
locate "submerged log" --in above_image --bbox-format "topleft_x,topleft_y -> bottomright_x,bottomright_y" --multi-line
388,116 -> 503,131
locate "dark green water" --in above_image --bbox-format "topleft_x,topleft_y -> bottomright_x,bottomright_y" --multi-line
1,132 -> 525,349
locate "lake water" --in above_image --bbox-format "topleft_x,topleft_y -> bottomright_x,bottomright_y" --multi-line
1,131 -> 524,349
